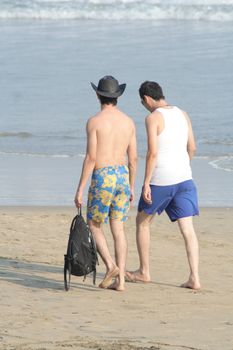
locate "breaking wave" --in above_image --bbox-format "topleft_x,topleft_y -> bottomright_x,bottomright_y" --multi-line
0,0 -> 233,21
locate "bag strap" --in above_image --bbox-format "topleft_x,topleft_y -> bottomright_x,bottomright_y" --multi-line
64,255 -> 71,291
77,206 -> 82,216
70,215 -> 77,233
93,268 -> 96,285
70,207 -> 82,233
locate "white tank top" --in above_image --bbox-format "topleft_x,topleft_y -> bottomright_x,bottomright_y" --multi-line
150,106 -> 192,186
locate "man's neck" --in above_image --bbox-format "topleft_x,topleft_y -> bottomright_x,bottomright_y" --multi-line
151,99 -> 169,112
100,104 -> 117,111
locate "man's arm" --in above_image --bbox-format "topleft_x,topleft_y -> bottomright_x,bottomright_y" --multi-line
74,118 -> 97,207
183,111 -> 196,160
143,113 -> 159,204
127,122 -> 137,202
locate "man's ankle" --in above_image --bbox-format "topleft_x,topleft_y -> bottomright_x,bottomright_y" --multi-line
106,263 -> 117,272
139,268 -> 150,278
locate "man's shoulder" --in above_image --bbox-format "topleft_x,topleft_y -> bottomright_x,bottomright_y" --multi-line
146,110 -> 161,122
122,113 -> 135,125
117,110 -> 134,124
87,111 -> 103,123
179,109 -> 191,123
175,106 -> 189,117
86,114 -> 100,131
110,109 -> 135,128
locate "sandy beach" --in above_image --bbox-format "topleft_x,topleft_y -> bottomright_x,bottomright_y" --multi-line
1,206 -> 233,350
1,3 -> 233,349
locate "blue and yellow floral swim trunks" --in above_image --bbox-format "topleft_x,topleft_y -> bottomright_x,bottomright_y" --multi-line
87,165 -> 130,224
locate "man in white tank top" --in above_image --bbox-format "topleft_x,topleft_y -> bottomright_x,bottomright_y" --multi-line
126,81 -> 201,290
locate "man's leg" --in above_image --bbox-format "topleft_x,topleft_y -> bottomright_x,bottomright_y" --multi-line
126,211 -> 154,283
177,216 -> 201,290
108,219 -> 127,291
88,219 -> 119,288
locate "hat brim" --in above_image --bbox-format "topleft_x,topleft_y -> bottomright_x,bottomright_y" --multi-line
91,82 -> 126,98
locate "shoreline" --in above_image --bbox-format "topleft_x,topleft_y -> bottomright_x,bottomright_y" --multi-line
1,205 -> 232,211
1,154 -> 233,207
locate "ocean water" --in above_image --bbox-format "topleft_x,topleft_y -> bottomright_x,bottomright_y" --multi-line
0,0 -> 233,206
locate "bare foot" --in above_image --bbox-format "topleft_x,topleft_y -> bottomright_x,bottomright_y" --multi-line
107,280 -> 124,292
181,279 -> 201,290
125,270 -> 151,283
99,266 -> 120,289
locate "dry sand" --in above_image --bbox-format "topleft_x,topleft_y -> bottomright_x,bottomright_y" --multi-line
0,206 -> 233,350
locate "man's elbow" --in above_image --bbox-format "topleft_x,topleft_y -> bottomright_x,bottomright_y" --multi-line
187,146 -> 196,159
129,155 -> 137,168
188,146 -> 196,155
86,153 -> 96,164
147,150 -> 157,159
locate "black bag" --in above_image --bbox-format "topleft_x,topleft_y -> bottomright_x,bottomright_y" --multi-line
64,208 -> 98,291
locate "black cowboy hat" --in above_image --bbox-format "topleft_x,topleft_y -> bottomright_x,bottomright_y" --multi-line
91,75 -> 126,98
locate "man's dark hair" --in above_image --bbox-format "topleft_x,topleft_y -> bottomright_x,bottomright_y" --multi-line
139,81 -> 165,101
98,95 -> 117,106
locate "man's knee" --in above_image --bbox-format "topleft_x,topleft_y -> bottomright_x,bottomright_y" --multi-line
136,211 -> 153,227
88,219 -> 101,230
178,217 -> 195,236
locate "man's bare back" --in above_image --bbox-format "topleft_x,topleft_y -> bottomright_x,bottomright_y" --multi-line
88,105 -> 135,169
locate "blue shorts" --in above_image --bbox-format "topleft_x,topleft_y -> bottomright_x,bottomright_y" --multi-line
138,180 -> 199,222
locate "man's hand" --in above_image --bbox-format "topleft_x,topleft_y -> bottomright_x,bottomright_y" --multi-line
74,189 -> 83,208
142,184 -> 152,204
130,188 -> 135,204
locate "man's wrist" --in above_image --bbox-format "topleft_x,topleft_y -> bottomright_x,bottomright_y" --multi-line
77,186 -> 84,192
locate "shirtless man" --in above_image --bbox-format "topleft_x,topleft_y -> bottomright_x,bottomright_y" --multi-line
74,76 -> 137,291
126,81 -> 201,290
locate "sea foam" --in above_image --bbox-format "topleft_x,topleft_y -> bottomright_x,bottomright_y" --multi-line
0,0 -> 233,21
